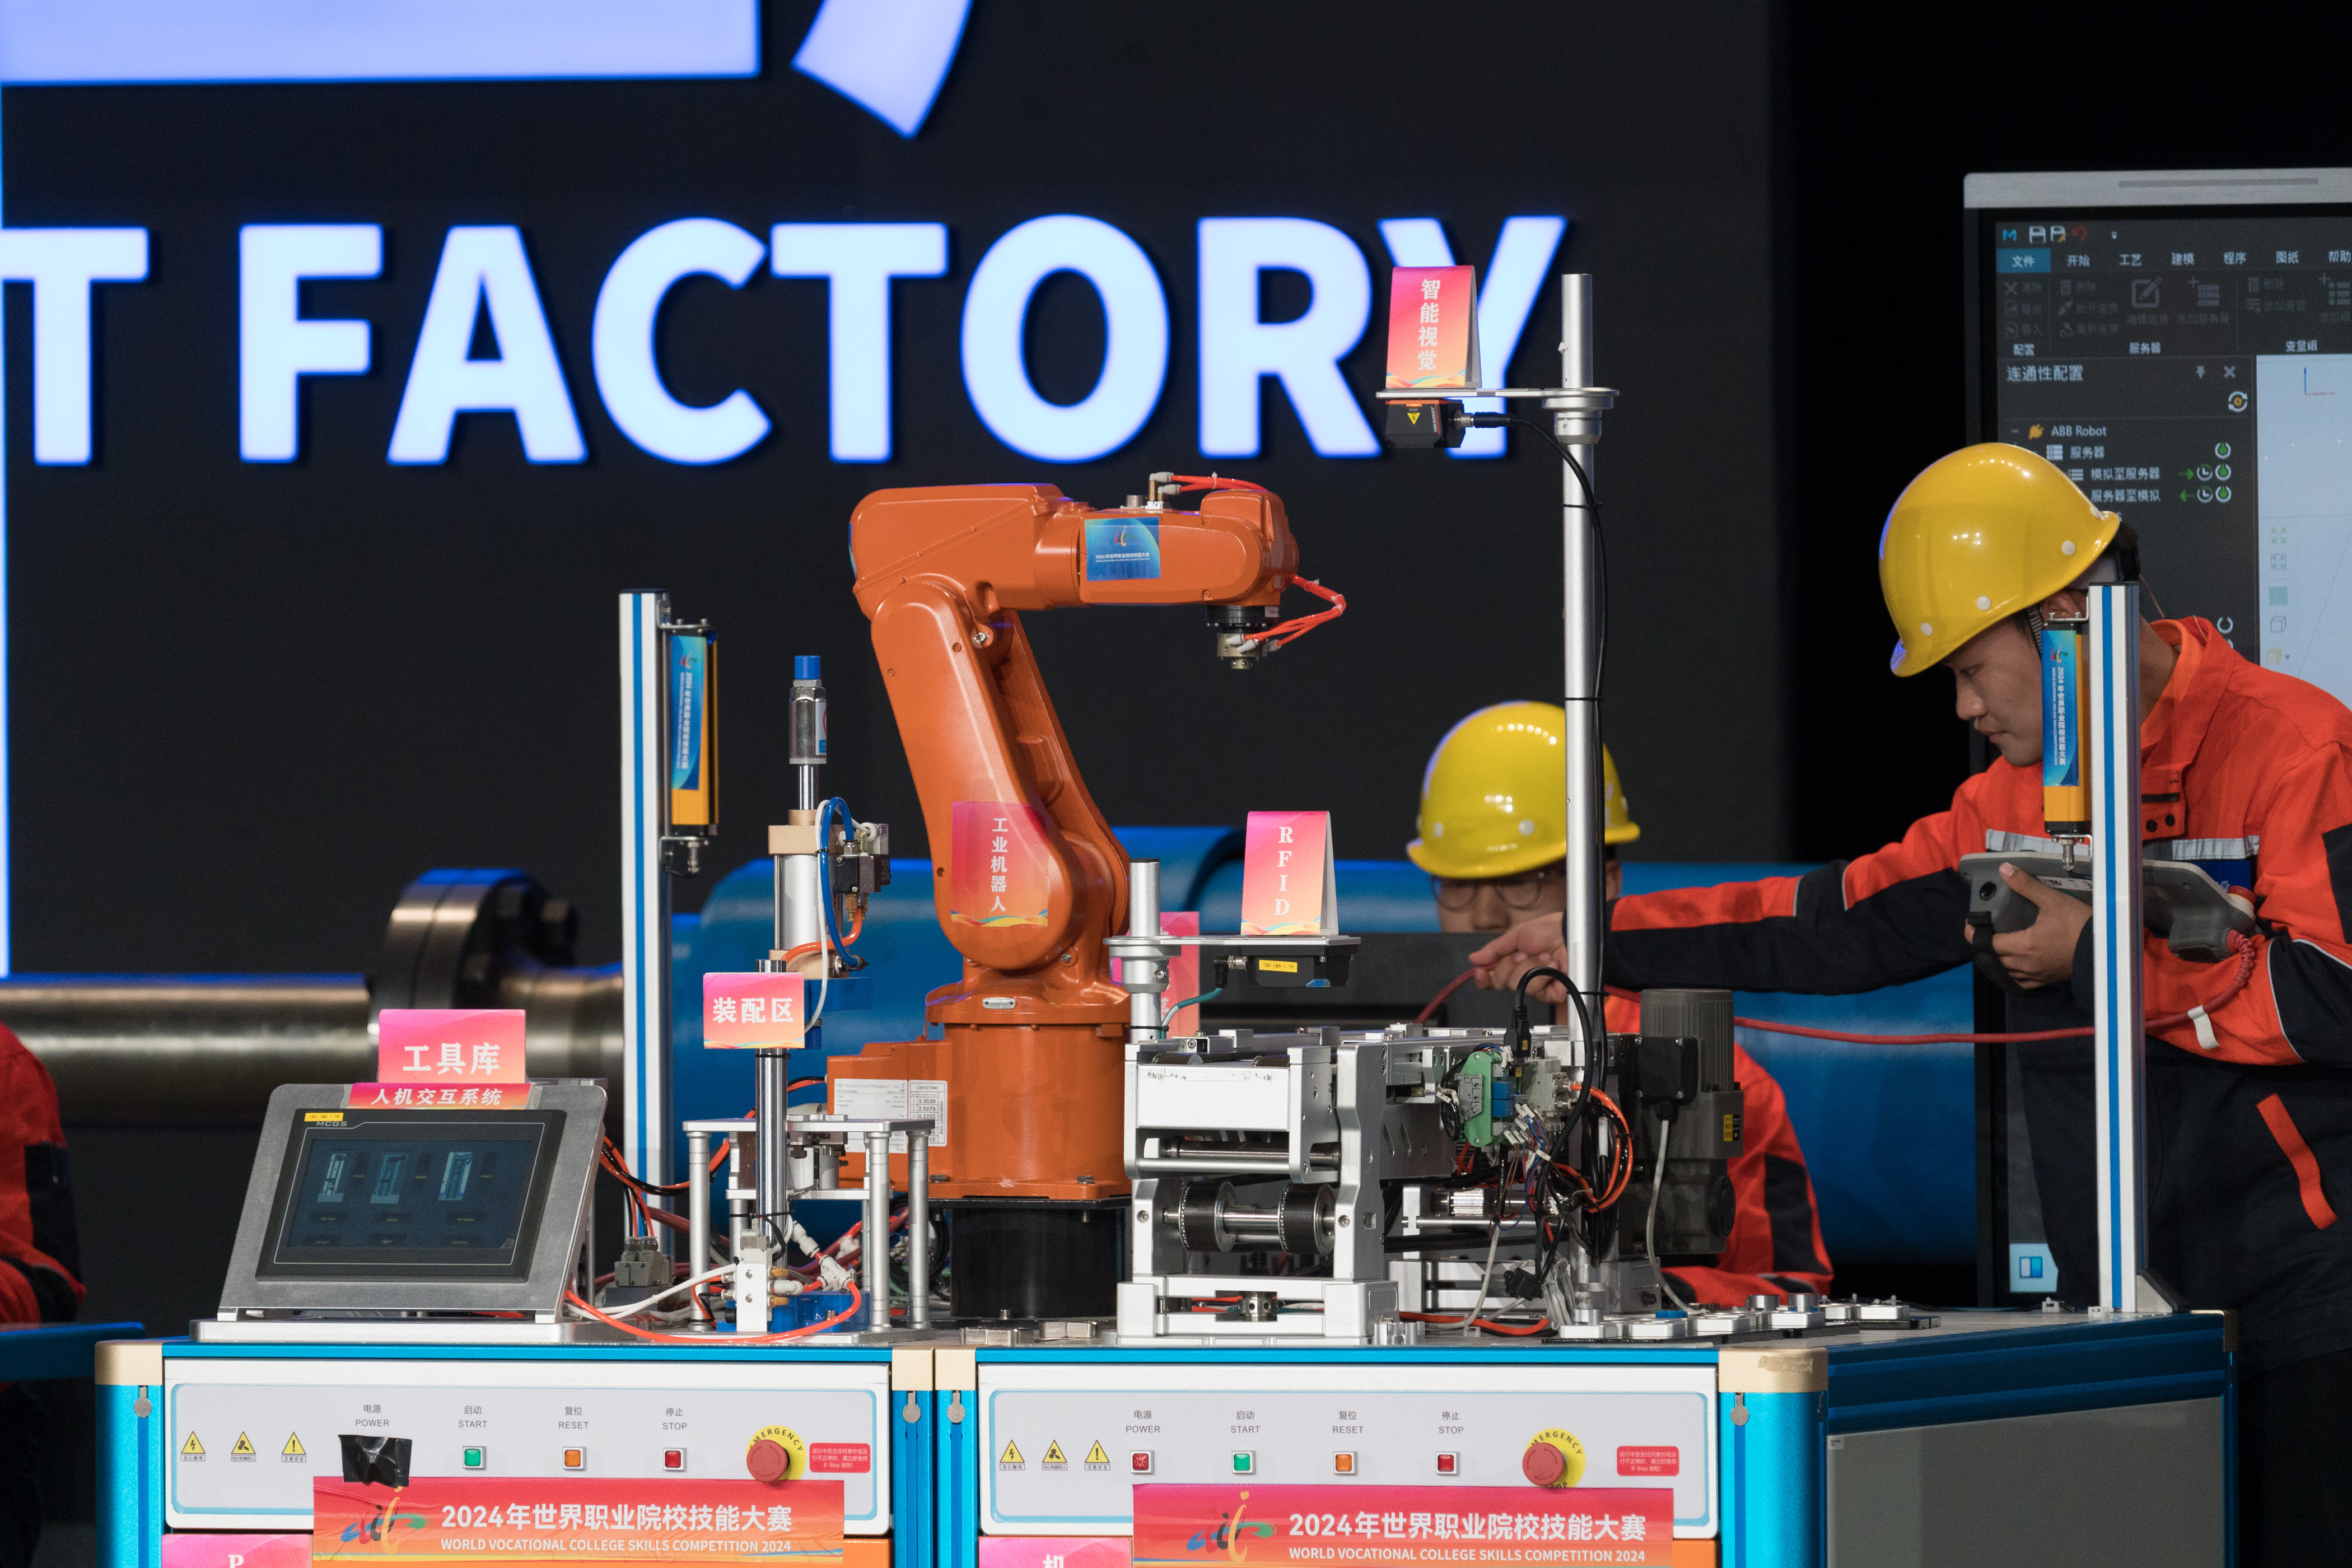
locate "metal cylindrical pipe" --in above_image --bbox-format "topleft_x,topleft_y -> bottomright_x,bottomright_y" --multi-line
727,1130 -> 753,1254
907,1133 -> 931,1329
1125,858 -> 1164,1038
864,1130 -> 892,1333
779,851 -> 825,956
1557,273 -> 1607,1062
790,656 -> 826,813
755,1050 -> 790,1242
10,972 -> 624,1126
685,1128 -> 713,1328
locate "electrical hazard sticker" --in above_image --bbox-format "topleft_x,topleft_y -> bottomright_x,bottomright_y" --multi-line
179,1432 -> 204,1458
998,1440 -> 1024,1467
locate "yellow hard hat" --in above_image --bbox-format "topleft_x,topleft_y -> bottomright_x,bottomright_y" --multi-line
1406,701 -> 1639,880
1879,442 -> 2120,677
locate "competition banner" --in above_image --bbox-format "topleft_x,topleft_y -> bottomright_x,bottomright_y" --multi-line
949,801 -> 1053,928
1132,1485 -> 1672,1567
311,1476 -> 844,1564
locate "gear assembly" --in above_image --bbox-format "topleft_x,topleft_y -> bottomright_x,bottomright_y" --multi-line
93,272 -> 2233,1568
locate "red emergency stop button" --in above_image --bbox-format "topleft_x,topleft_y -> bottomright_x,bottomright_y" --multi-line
748,1439 -> 792,1485
1522,1442 -> 1567,1486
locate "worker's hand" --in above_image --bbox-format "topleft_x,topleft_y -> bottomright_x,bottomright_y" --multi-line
1973,862 -> 2091,990
1468,915 -> 1569,1003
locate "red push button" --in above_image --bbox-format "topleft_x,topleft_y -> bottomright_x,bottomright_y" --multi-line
1434,1452 -> 1458,1476
1523,1443 -> 1567,1486
748,1439 -> 791,1485
663,1448 -> 687,1472
1130,1451 -> 1154,1474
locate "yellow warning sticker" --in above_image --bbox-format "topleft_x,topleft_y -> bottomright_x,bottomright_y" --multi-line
1084,1440 -> 1110,1465
1043,1440 -> 1067,1465
230,1432 -> 255,1456
998,1440 -> 1023,1465
282,1433 -> 306,1458
304,1111 -> 344,1122
180,1432 -> 203,1457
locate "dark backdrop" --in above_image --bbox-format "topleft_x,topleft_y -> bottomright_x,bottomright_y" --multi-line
1782,3 -> 2352,861
3,2 -> 1787,972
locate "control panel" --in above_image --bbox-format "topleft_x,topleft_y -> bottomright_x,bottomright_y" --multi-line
976,1362 -> 1715,1538
164,1355 -> 890,1531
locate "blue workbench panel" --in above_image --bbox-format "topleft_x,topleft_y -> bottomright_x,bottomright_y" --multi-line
0,1320 -> 143,1381
1821,1313 -> 2230,1433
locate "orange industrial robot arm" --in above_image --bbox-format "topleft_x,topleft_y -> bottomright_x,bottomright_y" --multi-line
849,481 -> 1301,1001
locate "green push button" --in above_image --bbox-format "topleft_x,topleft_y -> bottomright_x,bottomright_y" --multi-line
1231,1451 -> 1254,1474
462,1446 -> 486,1469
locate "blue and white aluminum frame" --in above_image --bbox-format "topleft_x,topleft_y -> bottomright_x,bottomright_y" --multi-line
620,591 -> 674,1240
2088,582 -> 2167,1313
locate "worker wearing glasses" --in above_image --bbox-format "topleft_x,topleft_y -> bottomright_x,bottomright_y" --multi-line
1407,702 -> 1831,1304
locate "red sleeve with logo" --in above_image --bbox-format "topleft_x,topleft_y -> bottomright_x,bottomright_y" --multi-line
2135,743 -> 2352,1067
1607,783 -> 1982,996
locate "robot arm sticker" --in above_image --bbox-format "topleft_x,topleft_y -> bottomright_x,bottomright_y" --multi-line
949,801 -> 1052,928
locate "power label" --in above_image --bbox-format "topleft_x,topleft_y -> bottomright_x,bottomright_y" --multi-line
1085,518 -> 1160,581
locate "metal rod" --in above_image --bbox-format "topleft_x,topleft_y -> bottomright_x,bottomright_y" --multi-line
864,1130 -> 892,1333
755,1049 -> 790,1244
1126,858 -> 1164,1040
1555,274 -> 1606,1102
684,1128 -> 712,1330
620,592 -> 675,1254
907,1131 -> 931,1330
2089,582 -> 2148,1310
727,1131 -> 752,1254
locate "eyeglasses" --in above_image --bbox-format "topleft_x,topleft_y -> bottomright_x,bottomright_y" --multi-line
1431,866 -> 1560,912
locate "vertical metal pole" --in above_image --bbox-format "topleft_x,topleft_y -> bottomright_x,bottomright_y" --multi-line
685,1128 -> 712,1329
1125,859 -> 1164,1040
908,1132 -> 932,1329
619,592 -> 674,1248
755,1050 -> 790,1241
1555,277 -> 1606,1066
866,1129 -> 893,1332
2088,582 -> 2147,1312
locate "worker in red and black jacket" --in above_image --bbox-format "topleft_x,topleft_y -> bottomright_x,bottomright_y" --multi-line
1470,445 -> 2352,1566
1408,701 -> 1832,1305
0,1021 -> 82,1568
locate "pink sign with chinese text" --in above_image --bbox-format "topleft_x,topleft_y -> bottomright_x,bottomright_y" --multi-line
1384,265 -> 1481,389
1131,1484 -> 1672,1567
950,801 -> 1053,928
1239,812 -> 1336,936
376,1009 -> 527,1084
703,972 -> 810,1048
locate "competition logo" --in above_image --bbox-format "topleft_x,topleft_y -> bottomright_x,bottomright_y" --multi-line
1180,1491 -> 1275,1559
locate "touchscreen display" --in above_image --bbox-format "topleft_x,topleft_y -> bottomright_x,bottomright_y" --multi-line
267,1114 -> 552,1274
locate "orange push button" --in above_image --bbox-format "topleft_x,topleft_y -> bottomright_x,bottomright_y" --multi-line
562,1448 -> 586,1471
1333,1452 -> 1356,1475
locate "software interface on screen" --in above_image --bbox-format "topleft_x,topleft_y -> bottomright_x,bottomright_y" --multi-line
1980,208 -> 2352,703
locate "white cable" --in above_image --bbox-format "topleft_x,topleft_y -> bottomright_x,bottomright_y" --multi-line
596,1263 -> 730,1318
1645,1124 -> 1686,1310
1467,1210 -> 1502,1332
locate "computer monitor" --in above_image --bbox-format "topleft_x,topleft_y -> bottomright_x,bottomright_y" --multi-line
1964,169 -> 2352,1303
1966,168 -> 2352,698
